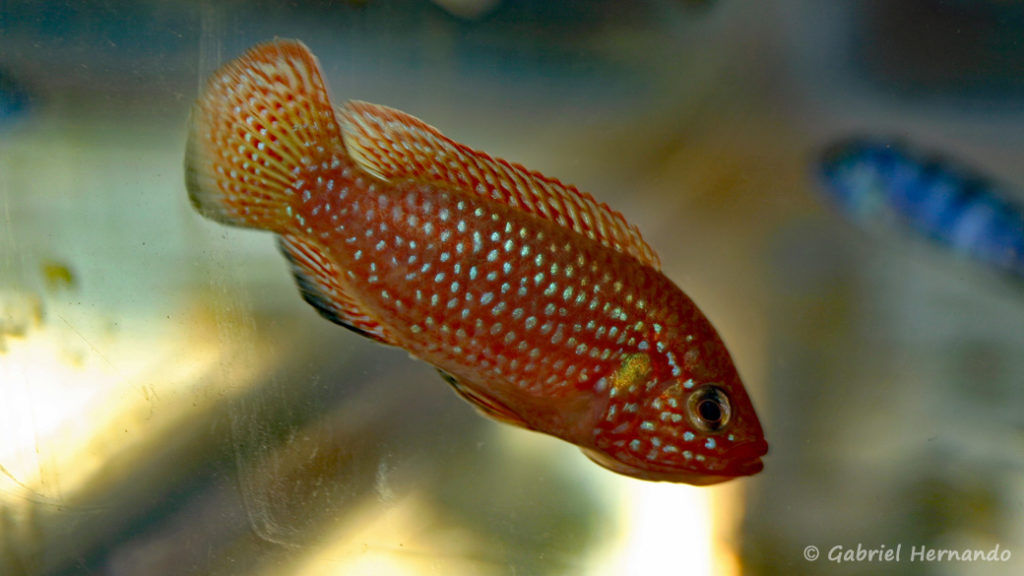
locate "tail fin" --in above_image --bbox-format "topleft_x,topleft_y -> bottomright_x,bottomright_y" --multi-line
185,39 -> 344,233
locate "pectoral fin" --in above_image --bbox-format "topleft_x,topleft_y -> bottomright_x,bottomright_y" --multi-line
437,369 -> 530,429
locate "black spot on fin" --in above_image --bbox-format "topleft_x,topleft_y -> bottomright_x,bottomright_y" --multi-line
437,369 -> 460,387
276,234 -> 391,344
282,250 -> 371,336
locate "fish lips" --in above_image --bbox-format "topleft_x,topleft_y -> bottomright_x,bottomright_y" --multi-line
722,438 -> 769,476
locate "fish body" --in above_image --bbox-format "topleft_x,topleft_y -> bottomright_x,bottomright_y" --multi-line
819,139 -> 1024,277
185,40 -> 766,484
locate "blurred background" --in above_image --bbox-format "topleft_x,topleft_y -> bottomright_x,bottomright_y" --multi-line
2,0 -> 1023,574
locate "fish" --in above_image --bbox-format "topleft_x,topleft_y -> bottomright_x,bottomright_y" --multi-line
184,39 -> 767,484
818,138 -> 1024,278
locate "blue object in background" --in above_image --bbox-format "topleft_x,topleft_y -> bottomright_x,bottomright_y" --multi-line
0,66 -> 30,126
817,138 -> 1024,278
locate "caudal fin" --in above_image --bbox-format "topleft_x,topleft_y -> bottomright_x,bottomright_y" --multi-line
185,39 -> 344,233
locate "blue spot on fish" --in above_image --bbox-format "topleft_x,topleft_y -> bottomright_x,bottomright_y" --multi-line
817,138 -> 1024,278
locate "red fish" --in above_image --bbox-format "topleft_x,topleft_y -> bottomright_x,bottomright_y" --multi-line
185,40 -> 767,484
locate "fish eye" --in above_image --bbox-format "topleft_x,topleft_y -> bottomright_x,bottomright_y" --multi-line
687,385 -> 731,433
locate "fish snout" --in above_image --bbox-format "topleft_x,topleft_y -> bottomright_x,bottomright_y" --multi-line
723,438 -> 768,476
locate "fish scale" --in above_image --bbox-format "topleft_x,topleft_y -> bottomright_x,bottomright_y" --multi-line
372,191 -> 598,358
185,39 -> 767,484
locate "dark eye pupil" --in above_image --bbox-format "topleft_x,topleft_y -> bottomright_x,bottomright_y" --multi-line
698,399 -> 722,423
686,384 -> 731,433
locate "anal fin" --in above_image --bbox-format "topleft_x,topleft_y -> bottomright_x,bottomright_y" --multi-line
277,234 -> 392,344
437,369 -> 530,429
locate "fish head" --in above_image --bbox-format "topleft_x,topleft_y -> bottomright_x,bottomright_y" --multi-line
584,351 -> 767,485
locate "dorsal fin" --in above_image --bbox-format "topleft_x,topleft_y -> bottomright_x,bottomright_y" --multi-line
277,234 -> 393,343
339,101 -> 662,269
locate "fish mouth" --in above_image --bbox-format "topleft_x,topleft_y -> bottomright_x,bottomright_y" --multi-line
722,439 -> 769,476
